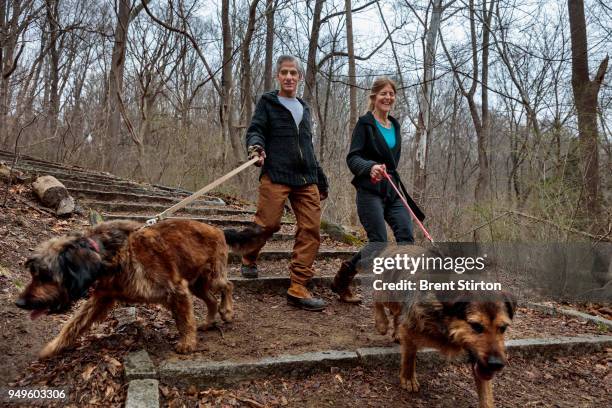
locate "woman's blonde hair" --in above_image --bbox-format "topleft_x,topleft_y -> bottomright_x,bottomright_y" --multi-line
368,77 -> 397,111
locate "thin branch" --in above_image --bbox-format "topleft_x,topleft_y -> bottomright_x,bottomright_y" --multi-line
317,25 -> 401,69
140,0 -> 222,95
319,0 -> 379,25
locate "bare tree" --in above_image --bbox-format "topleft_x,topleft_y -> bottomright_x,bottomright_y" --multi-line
303,0 -> 325,106
567,0 -> 609,222
413,0 -> 446,203
441,0 -> 495,206
103,0 -> 131,168
240,0 -> 261,125
0,0 -> 40,145
263,0 -> 275,91
345,0 -> 357,128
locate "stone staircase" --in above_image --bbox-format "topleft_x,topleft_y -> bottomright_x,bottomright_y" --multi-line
0,149 -> 358,289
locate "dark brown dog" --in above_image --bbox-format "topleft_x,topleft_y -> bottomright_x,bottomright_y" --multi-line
373,245 -> 515,408
16,219 -> 266,358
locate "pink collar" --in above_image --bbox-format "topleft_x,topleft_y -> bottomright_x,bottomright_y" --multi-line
87,238 -> 100,253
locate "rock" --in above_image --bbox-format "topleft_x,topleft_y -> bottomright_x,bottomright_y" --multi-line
32,175 -> 74,215
321,219 -> 363,245
56,196 -> 75,216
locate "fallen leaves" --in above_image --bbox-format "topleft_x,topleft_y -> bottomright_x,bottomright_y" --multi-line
81,364 -> 96,381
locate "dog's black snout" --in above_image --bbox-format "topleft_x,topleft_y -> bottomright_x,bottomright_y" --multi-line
15,298 -> 27,309
487,355 -> 505,371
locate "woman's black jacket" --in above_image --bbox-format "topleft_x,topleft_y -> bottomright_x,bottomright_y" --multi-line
346,111 -> 424,221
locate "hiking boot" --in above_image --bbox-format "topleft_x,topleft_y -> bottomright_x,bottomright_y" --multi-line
240,264 -> 258,279
331,261 -> 362,303
286,282 -> 327,311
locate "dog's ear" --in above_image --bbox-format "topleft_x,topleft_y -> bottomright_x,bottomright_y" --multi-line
501,291 -> 517,320
58,240 -> 101,301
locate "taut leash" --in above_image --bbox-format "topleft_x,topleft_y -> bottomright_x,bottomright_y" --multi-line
381,170 -> 434,243
145,157 -> 260,226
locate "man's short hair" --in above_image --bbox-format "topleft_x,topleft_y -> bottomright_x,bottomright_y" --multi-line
275,55 -> 303,76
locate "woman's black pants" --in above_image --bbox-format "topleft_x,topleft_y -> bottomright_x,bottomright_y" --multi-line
348,188 -> 414,269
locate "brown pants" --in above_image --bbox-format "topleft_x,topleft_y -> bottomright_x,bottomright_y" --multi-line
242,174 -> 321,287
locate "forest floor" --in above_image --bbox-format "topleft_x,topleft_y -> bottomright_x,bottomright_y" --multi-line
1,180 -> 611,407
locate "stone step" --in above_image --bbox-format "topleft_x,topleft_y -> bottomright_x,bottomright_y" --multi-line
2,150 -> 227,204
3,151 -> 236,207
73,189 -> 227,208
11,162 -> 208,201
0,150 -> 124,179
227,249 -> 355,263
11,162 -> 129,184
82,200 -> 254,217
157,336 -> 612,388
63,179 -> 223,203
101,214 -> 295,227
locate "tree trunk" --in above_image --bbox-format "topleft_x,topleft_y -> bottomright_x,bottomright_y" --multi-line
264,0 -> 275,91
475,0 -> 494,204
345,0 -> 357,128
45,0 -> 60,157
303,0 -> 325,106
240,0 -> 261,126
221,0 -> 241,165
104,0 -> 132,169
413,0 -> 443,203
0,0 -> 9,145
567,0 -> 608,222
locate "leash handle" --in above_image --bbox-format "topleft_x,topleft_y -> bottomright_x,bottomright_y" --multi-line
382,170 -> 434,243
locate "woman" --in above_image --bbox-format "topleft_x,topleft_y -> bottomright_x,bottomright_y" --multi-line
331,77 -> 425,303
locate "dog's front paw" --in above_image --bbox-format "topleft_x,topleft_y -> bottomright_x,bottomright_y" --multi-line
175,340 -> 196,354
400,376 -> 420,392
219,308 -> 233,322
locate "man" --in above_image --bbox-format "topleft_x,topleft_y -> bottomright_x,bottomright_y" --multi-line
243,55 -> 329,311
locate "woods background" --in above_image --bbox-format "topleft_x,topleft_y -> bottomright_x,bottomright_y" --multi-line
1,0 -> 610,241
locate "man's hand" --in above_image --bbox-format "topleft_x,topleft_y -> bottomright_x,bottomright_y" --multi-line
248,145 -> 266,167
370,164 -> 386,182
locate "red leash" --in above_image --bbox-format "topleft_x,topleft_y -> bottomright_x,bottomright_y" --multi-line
373,167 -> 434,243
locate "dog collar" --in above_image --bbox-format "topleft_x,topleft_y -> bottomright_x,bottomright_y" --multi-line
87,238 -> 100,253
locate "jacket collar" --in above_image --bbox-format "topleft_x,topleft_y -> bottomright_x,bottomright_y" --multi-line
263,90 -> 308,109
360,111 -> 400,129
362,111 -> 401,161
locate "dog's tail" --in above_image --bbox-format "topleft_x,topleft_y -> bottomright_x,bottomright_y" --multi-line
223,223 -> 269,255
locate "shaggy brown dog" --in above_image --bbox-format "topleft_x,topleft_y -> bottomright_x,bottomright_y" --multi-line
373,245 -> 515,408
15,219 -> 266,358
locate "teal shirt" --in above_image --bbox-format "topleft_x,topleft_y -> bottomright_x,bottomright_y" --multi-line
375,120 -> 396,149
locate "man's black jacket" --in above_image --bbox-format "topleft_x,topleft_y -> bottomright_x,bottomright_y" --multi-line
346,111 -> 425,221
246,90 -> 328,193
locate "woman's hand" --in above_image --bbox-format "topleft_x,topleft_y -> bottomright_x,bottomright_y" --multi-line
370,164 -> 386,182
